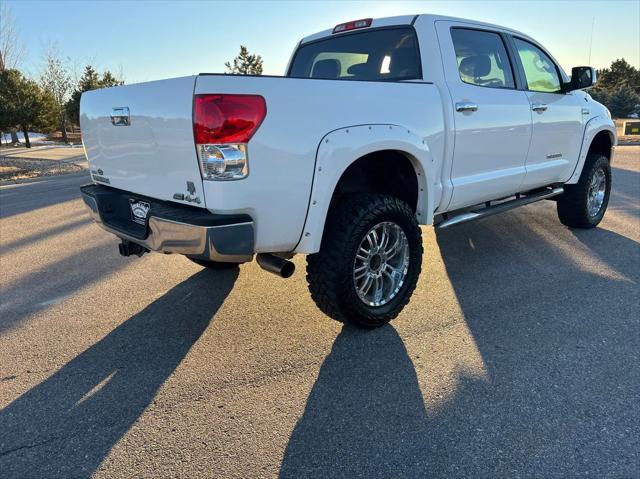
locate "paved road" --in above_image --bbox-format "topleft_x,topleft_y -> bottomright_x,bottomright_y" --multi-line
1,148 -> 638,478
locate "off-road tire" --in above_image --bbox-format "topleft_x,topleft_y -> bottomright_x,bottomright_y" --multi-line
557,154 -> 611,228
306,194 -> 423,328
187,257 -> 241,270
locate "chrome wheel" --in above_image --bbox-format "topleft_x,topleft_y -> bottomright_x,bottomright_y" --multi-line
587,167 -> 607,217
353,221 -> 410,307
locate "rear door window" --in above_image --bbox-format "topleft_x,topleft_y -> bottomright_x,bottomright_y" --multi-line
288,27 -> 421,81
450,28 -> 515,89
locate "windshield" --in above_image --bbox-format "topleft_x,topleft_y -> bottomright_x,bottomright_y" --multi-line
288,27 -> 421,81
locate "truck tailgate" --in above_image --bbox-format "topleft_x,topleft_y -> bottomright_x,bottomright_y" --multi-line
80,75 -> 205,207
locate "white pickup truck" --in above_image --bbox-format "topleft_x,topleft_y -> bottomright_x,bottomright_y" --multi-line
80,14 -> 616,328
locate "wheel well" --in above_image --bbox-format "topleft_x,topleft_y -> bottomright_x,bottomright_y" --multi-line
588,131 -> 613,159
330,150 -> 419,212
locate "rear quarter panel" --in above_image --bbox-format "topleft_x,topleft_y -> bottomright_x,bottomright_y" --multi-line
195,75 -> 444,252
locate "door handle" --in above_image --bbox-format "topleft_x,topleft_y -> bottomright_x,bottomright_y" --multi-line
110,107 -> 130,126
455,102 -> 478,112
531,103 -> 548,112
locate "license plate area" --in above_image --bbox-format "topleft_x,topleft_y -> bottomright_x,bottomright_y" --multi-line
129,199 -> 150,225
90,188 -> 150,240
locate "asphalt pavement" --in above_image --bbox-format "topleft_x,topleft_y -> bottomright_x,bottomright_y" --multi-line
1,147 -> 638,478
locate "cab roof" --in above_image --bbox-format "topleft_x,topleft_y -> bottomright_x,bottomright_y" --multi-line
300,13 -> 532,45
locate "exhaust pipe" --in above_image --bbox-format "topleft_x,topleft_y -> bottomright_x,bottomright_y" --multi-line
256,253 -> 295,278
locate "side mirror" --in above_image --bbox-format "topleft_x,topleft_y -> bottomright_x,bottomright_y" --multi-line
565,66 -> 597,92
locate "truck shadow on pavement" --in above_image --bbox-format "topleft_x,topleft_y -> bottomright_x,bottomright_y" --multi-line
0,240 -> 133,333
0,268 -> 238,478
280,324 -> 432,478
281,210 -> 639,477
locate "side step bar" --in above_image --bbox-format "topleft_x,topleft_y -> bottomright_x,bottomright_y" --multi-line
436,187 -> 564,229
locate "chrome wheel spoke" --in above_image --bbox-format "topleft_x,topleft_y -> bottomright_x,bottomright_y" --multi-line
354,264 -> 368,278
373,276 -> 384,303
379,223 -> 389,251
384,236 -> 401,258
366,231 -> 376,250
382,265 -> 401,293
359,275 -> 374,296
353,221 -> 410,307
587,167 -> 607,217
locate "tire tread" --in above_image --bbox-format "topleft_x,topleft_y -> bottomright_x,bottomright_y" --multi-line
306,194 -> 422,327
557,154 -> 611,228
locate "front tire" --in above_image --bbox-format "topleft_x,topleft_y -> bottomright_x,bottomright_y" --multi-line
306,194 -> 423,328
557,154 -> 611,228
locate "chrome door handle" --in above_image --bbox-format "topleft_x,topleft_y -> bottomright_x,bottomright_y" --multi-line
110,107 -> 130,126
455,102 -> 478,112
531,103 -> 548,112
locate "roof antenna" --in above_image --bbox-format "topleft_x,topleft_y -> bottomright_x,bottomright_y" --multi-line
587,17 -> 595,65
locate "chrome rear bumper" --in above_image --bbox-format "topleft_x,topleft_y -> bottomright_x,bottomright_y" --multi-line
81,184 -> 254,263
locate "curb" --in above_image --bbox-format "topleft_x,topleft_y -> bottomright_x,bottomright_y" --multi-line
0,170 -> 90,186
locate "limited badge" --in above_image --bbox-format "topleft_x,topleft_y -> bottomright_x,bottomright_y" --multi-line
129,199 -> 150,225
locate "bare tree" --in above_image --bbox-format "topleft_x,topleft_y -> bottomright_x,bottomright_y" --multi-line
1,2 -> 24,144
0,2 -> 24,72
40,48 -> 72,143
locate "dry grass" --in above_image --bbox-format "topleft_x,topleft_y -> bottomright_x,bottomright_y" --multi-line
0,157 -> 85,182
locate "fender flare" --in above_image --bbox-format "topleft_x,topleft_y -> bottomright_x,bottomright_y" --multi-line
294,124 -> 437,254
567,116 -> 617,184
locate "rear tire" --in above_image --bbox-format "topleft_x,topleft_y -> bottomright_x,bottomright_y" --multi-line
186,257 -> 241,270
306,194 -> 422,328
557,154 -> 611,228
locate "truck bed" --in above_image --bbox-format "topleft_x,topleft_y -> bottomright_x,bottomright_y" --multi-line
81,74 -> 445,251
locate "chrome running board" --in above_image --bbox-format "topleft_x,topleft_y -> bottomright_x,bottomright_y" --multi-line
436,187 -> 564,229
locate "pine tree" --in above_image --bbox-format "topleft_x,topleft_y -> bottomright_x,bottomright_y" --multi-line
224,46 -> 263,75
596,59 -> 640,94
0,69 -> 57,147
590,58 -> 640,118
65,65 -> 124,125
607,86 -> 640,119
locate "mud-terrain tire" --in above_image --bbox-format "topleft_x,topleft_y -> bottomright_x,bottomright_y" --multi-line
306,194 -> 423,328
557,154 -> 611,228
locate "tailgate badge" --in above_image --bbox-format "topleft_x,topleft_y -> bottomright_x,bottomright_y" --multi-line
111,107 -> 130,126
129,199 -> 150,225
172,181 -> 201,204
90,168 -> 110,184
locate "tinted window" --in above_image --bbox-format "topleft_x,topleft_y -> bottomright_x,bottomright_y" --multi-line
451,28 -> 515,89
288,28 -> 421,81
514,38 -> 561,93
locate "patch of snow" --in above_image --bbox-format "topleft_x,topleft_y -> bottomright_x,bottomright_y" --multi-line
0,131 -> 47,144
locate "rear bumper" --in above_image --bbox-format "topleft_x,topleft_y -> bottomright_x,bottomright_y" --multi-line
80,184 -> 254,262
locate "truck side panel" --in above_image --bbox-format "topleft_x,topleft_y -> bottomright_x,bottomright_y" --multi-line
295,124 -> 439,254
195,75 -> 445,252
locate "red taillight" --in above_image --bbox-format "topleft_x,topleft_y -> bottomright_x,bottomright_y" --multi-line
193,94 -> 266,144
332,18 -> 372,34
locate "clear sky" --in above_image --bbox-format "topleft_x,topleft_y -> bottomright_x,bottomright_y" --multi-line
6,0 -> 640,83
